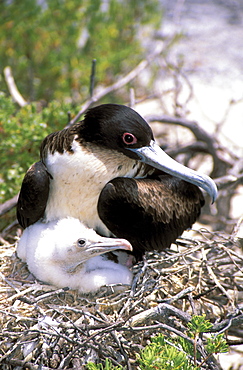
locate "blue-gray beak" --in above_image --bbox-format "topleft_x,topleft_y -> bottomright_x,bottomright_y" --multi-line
129,140 -> 218,203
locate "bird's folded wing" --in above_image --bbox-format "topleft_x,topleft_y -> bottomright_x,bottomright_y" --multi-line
98,175 -> 204,259
17,161 -> 51,228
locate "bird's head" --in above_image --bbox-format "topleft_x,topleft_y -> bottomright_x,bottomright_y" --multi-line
81,104 -> 153,157
80,104 -> 217,202
48,218 -> 133,271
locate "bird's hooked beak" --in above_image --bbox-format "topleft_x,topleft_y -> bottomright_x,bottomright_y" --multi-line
66,237 -> 133,273
129,140 -> 218,203
84,237 -> 133,258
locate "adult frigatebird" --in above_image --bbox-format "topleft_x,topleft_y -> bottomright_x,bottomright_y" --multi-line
17,217 -> 133,293
17,104 -> 217,259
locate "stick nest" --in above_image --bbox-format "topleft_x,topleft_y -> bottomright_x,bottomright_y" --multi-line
1,225 -> 243,370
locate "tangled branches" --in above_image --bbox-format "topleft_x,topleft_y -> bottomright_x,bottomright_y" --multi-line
0,229 -> 243,369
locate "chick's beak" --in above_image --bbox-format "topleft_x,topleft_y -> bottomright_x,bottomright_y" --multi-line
86,237 -> 133,257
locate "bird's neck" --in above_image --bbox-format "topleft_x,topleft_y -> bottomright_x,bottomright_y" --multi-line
42,140 -> 148,234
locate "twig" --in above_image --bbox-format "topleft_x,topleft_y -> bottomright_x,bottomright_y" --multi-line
145,113 -> 233,177
35,287 -> 69,302
124,322 -> 192,343
129,88 -> 136,108
49,337 -> 65,368
4,286 -> 37,303
157,286 -> 195,303
1,219 -> 19,239
3,66 -> 28,107
90,59 -> 96,97
232,215 -> 243,238
0,272 -> 20,292
211,313 -> 243,334
0,193 -> 19,217
118,257 -> 148,317
68,42 -> 165,126
126,302 -> 191,327
1,359 -> 54,370
206,264 -> 233,302
59,321 -> 124,368
146,114 -> 214,142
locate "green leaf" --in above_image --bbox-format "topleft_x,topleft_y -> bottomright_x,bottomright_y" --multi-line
187,315 -> 213,337
205,334 -> 229,354
137,333 -> 197,370
86,358 -> 122,370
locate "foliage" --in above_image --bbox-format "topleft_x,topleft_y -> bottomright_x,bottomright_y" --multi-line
187,314 -> 213,335
205,333 -> 229,355
85,316 -> 228,369
86,358 -> 122,370
136,315 -> 228,370
137,334 -> 197,370
0,0 -> 161,103
0,92 -> 79,203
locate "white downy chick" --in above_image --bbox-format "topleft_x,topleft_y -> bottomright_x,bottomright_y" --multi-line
17,218 -> 133,293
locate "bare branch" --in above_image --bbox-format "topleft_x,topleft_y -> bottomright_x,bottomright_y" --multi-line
126,302 -> 191,327
146,113 -> 237,179
146,114 -> 218,151
3,67 -> 27,107
2,359 -> 51,370
90,59 -> 97,98
68,42 -> 166,126
0,193 -> 18,217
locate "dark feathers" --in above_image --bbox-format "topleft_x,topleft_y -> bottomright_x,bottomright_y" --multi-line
17,161 -> 51,228
98,175 -> 204,259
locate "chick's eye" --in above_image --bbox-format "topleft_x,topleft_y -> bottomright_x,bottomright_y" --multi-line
122,132 -> 137,145
77,238 -> 87,248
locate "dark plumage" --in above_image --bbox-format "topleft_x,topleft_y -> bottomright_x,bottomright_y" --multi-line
17,162 -> 51,229
98,175 -> 204,259
17,104 -> 217,259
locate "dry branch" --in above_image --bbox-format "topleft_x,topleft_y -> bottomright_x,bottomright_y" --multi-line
146,113 -> 234,177
4,67 -> 28,107
1,227 -> 242,369
126,302 -> 191,327
68,42 -> 166,126
0,193 -> 18,217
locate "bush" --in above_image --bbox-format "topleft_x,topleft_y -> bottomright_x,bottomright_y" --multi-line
0,92 -> 79,202
137,315 -> 228,370
0,0 -> 160,103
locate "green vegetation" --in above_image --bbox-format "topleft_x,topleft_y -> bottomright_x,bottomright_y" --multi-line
86,359 -> 122,370
137,315 -> 228,370
1,0 -> 161,103
137,334 -> 197,370
86,315 -> 228,370
0,92 -> 80,202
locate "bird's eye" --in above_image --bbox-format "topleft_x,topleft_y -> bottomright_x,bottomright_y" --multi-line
122,132 -> 137,145
77,238 -> 87,248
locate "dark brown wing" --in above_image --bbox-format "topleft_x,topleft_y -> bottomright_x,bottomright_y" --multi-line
98,175 -> 204,259
17,161 -> 51,228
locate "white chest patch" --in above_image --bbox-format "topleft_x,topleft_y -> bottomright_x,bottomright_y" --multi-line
44,140 -> 143,235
